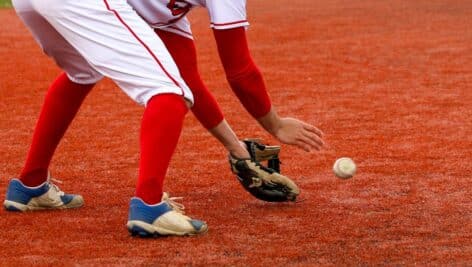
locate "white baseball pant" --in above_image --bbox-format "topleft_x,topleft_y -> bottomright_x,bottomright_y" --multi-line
12,0 -> 194,106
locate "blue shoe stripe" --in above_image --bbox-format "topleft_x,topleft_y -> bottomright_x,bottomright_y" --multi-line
128,198 -> 172,224
189,220 -> 205,231
5,179 -> 49,205
60,194 -> 74,205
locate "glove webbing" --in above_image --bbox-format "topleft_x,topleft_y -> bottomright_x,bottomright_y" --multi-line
243,139 -> 281,173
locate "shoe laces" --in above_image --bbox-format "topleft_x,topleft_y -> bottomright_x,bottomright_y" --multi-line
46,172 -> 65,197
162,193 -> 185,214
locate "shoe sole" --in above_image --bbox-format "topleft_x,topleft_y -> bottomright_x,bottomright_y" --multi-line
127,220 -> 208,237
3,199 -> 84,212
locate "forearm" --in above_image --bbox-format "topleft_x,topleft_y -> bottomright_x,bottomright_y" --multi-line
208,120 -> 249,158
213,27 -> 285,136
213,27 -> 272,119
226,64 -> 272,119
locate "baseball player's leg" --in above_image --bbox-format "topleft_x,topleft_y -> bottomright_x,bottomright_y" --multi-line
13,0 -> 103,84
27,0 -> 193,198
4,0 -> 101,211
20,73 -> 94,187
18,0 -> 205,234
128,93 -> 208,236
12,0 -> 101,187
30,0 -> 193,106
136,94 -> 187,204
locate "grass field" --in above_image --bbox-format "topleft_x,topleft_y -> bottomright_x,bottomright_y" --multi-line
0,0 -> 11,8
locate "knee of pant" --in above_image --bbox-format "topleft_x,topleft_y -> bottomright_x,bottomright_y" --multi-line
64,72 -> 103,85
40,45 -> 103,84
51,58 -> 103,84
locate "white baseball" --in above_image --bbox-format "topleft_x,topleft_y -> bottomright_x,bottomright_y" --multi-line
333,157 -> 357,179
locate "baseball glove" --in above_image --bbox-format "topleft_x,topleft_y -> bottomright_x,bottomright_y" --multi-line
228,139 -> 300,202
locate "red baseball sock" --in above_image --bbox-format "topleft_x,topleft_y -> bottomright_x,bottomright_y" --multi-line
213,27 -> 272,118
156,29 -> 224,129
20,73 -> 94,187
135,94 -> 188,205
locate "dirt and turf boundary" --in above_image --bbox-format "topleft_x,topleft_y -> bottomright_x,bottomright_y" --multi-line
0,0 -> 11,8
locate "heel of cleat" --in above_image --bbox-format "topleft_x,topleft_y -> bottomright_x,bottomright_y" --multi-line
4,204 -> 23,212
3,200 -> 27,212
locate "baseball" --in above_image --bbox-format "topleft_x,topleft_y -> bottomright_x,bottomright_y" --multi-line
333,157 -> 357,179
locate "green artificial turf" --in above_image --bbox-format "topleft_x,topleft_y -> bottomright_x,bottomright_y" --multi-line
0,0 -> 11,8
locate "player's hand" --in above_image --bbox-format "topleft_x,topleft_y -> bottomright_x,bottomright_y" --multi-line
273,117 -> 324,152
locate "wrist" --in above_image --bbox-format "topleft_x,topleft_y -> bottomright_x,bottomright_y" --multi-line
257,108 -> 282,136
227,141 -> 250,159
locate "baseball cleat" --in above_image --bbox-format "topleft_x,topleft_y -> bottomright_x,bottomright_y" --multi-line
3,174 -> 84,211
127,193 -> 208,237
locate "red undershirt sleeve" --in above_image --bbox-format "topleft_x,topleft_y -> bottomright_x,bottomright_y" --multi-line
156,29 -> 224,129
213,27 -> 272,119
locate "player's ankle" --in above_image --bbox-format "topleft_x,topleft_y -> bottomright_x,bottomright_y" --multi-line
19,168 -> 48,187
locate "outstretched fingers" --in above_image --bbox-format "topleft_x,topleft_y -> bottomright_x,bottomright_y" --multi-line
296,134 -> 320,152
299,124 -> 324,149
306,129 -> 324,147
294,139 -> 312,152
303,122 -> 323,137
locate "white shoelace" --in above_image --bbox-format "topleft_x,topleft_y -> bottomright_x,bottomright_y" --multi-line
47,176 -> 65,197
162,194 -> 186,214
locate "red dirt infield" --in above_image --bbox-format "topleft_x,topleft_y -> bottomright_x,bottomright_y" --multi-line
0,0 -> 471,265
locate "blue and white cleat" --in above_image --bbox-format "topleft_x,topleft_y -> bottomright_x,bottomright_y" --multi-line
3,175 -> 84,211
127,193 -> 208,237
